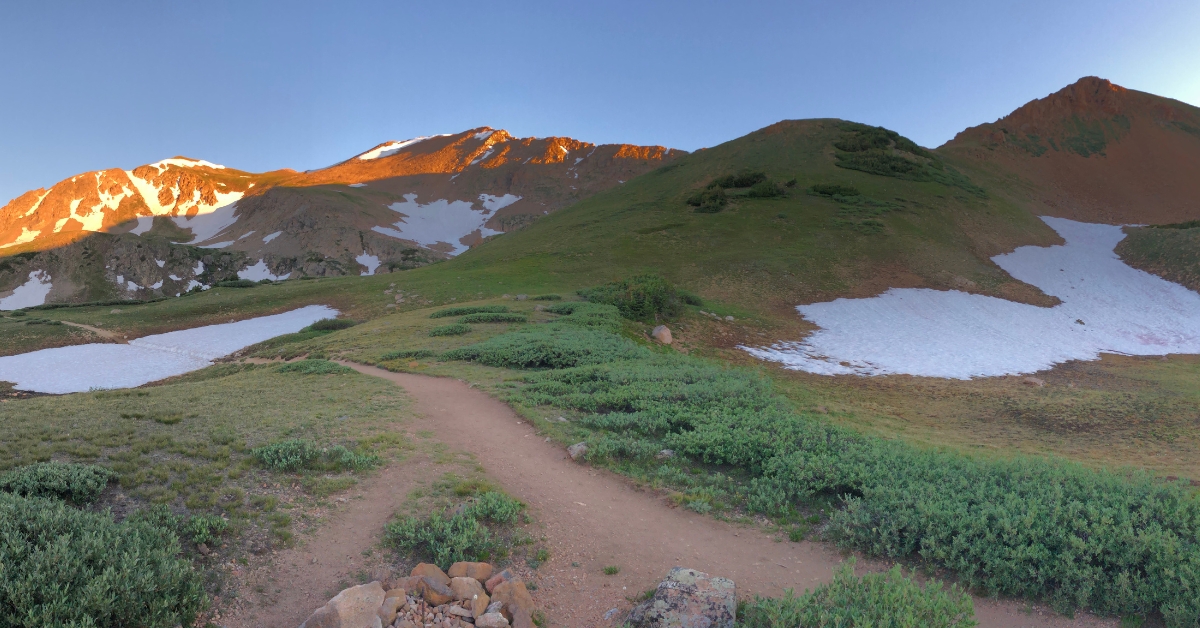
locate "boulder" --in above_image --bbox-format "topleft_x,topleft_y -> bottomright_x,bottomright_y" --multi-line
475,613 -> 510,628
419,576 -> 455,606
384,587 -> 407,601
389,576 -> 422,592
491,580 -> 534,628
629,568 -> 735,628
651,325 -> 673,344
567,443 -> 588,461
378,596 -> 403,625
450,576 -> 487,602
412,563 -> 451,586
300,581 -> 386,628
471,591 -> 492,618
448,561 -> 494,583
484,569 -> 515,594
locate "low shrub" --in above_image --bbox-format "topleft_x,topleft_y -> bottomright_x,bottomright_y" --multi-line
739,560 -> 975,628
0,492 -> 205,627
747,179 -> 784,198
531,294 -> 562,300
184,514 -> 229,545
8,310 -> 26,317
686,187 -> 727,212
303,318 -> 357,332
251,440 -> 381,473
430,305 -> 509,319
0,461 -> 112,504
430,323 -> 472,337
710,170 -> 767,189
385,491 -> 525,567
442,325 -> 646,369
380,349 -> 438,361
213,279 -> 256,288
810,183 -> 861,197
543,301 -> 624,332
459,313 -> 528,324
578,274 -> 684,322
276,359 -> 354,375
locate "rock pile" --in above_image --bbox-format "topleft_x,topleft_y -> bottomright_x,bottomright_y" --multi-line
300,561 -> 536,628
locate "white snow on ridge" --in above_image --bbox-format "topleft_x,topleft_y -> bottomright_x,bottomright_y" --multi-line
744,217 -> 1200,379
152,158 -> 227,170
474,130 -> 494,141
0,270 -> 52,310
238,260 -> 288,282
0,305 -> 337,393
174,202 -> 241,245
262,231 -> 283,243
0,227 -> 40,249
129,216 -> 156,235
374,193 -> 505,255
348,183 -> 367,188
357,136 -> 446,161
356,252 -> 381,276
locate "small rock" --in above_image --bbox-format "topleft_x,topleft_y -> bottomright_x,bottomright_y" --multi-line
475,613 -> 510,628
485,601 -> 504,614
448,605 -> 473,618
384,588 -> 407,602
420,577 -> 455,606
724,315 -> 734,321
566,443 -> 588,461
651,325 -> 673,345
448,562 -> 494,583
379,597 -> 404,625
484,570 -> 515,594
390,576 -> 423,592
397,621 -> 418,628
515,294 -> 528,301
412,563 -> 452,586
604,608 -> 621,621
656,449 -> 675,460
1023,377 -> 1046,387
629,568 -> 735,628
196,543 -> 210,555
450,577 -> 487,602
300,581 -> 386,628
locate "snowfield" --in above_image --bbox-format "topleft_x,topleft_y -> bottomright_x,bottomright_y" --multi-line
744,217 -> 1200,379
0,305 -> 337,393
373,193 -> 510,255
0,270 -> 52,310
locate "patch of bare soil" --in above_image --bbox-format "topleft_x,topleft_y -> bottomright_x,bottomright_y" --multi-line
338,364 -> 1117,628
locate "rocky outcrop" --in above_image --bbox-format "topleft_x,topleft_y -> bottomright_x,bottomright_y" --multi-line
629,568 -> 736,628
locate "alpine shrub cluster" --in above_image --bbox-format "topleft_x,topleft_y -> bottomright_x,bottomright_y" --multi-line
304,318 -> 357,332
543,301 -> 624,332
458,312 -> 528,324
380,349 -> 438,361
252,439 -> 381,472
430,305 -> 509,319
687,170 -> 787,211
832,122 -> 985,196
430,323 -> 472,337
385,491 -> 525,568
739,561 -> 975,628
810,183 -> 861,197
0,492 -> 205,627
442,325 -> 646,370
578,274 -> 684,322
0,461 -> 112,504
276,359 -> 354,375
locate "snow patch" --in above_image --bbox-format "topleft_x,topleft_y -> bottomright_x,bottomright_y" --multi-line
237,260 -> 288,282
0,270 -> 52,310
128,216 -> 156,235
173,202 -> 241,244
237,231 -> 256,240
262,231 -> 283,243
0,305 -> 337,393
356,136 -> 448,160
474,130 -> 494,140
0,227 -> 40,249
151,158 -> 226,170
150,280 -> 163,289
155,259 -> 165,268
375,193 -> 503,255
356,252 -> 381,276
744,217 -> 1200,379
478,194 -> 521,211
348,183 -> 367,188
198,241 -> 233,249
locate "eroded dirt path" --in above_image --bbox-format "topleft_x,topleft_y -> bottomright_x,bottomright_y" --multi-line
345,364 -> 1118,628
59,320 -> 127,342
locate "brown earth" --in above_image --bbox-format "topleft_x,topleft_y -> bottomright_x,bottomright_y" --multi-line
226,364 -> 1117,628
942,77 -> 1200,225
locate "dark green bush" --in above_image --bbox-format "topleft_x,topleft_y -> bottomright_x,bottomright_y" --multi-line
710,170 -> 767,189
213,279 -> 256,288
578,274 -> 684,322
0,461 -> 112,504
276,359 -> 354,375
0,492 -> 205,627
385,491 -> 525,568
380,349 -> 437,361
459,313 -> 528,324
7,311 -> 26,317
686,187 -> 727,212
430,306 -> 508,319
810,183 -> 861,197
747,180 -> 783,198
304,318 -> 357,332
531,294 -> 562,300
184,514 -> 228,545
430,323 -> 472,337
543,302 -> 624,332
739,560 -> 975,628
442,325 -> 646,369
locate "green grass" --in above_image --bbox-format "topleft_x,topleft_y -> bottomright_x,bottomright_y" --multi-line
458,312 -> 528,323
276,359 -> 354,375
385,480 -> 527,569
603,565 -> 620,575
430,323 -> 472,337
738,560 -> 975,628
430,305 -> 510,318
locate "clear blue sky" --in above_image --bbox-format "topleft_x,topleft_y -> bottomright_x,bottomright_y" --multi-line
2,1 -> 1198,203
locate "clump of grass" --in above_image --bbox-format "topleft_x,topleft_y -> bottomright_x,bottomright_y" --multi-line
747,179 -> 784,198
430,323 -> 471,337
276,359 -> 353,375
303,318 -> 357,332
459,313 -> 528,324
380,349 -> 437,361
739,560 -> 974,628
531,294 -> 562,300
213,279 -> 256,288
184,513 -> 229,545
711,170 -> 767,188
603,565 -> 620,575
430,305 -> 509,319
0,493 -> 205,627
810,183 -> 860,197
385,490 -> 526,568
578,274 -> 685,322
686,186 -> 727,212
442,325 -> 646,369
0,461 -> 112,504
251,439 -> 381,473
543,302 -> 623,332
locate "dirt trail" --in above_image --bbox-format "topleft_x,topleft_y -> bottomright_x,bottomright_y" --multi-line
344,364 -> 1117,628
59,320 -> 126,342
